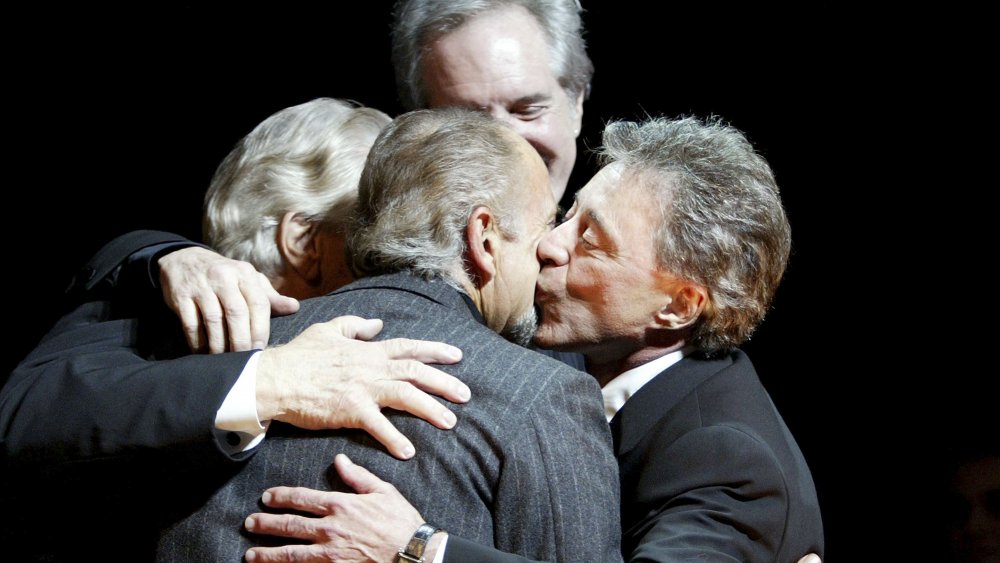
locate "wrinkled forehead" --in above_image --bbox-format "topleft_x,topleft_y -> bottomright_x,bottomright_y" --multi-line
423,6 -> 559,101
576,163 -> 663,229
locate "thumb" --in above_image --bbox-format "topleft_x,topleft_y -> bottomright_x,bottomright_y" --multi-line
334,454 -> 388,494
267,286 -> 300,317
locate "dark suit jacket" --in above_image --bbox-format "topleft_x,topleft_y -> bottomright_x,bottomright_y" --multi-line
445,351 -> 824,563
155,272 -> 620,562
1,231 -> 256,561
0,230 -> 243,468
613,351 -> 823,562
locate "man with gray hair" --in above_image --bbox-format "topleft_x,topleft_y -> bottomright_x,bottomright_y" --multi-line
156,106 -> 620,562
244,116 -> 824,562
391,0 -> 592,203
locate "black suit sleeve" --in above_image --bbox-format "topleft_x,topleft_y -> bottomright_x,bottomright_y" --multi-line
64,229 -> 208,308
624,425 -> 792,562
444,536 -> 550,563
1,231 -> 252,469
0,298 -> 254,468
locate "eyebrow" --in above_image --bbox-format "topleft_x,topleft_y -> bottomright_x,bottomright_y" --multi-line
586,208 -> 608,234
511,93 -> 551,106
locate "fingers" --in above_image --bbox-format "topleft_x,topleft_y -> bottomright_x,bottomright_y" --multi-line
381,337 -> 463,365
245,544 -> 325,563
198,292 -> 228,354
356,409 -> 417,460
376,377 -> 461,432
391,361 -> 471,405
267,278 -> 300,318
158,247 -> 287,354
259,486 -> 338,514
243,272 -> 278,350
328,316 -> 384,341
244,512 -> 317,542
173,296 -> 207,353
797,555 -> 821,563
333,454 -> 390,494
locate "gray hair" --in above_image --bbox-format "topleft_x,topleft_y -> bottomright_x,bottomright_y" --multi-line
391,0 -> 593,110
203,98 -> 391,278
598,116 -> 792,355
349,107 -> 525,285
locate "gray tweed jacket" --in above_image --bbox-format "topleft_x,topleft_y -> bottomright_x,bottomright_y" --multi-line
156,272 -> 621,562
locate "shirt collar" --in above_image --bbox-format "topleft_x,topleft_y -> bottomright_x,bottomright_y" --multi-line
601,348 -> 688,422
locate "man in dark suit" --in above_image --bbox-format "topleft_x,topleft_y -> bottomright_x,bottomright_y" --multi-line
245,116 -> 824,563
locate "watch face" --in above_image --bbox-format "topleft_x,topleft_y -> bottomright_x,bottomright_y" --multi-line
400,523 -> 440,562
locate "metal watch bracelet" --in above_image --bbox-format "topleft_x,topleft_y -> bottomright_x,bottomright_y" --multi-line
397,522 -> 442,563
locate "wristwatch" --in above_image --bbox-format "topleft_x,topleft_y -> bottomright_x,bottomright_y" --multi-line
397,522 -> 442,563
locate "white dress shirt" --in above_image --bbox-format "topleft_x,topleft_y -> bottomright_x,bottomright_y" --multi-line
601,348 -> 687,421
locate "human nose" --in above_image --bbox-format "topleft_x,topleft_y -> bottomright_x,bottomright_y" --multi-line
538,222 -> 570,267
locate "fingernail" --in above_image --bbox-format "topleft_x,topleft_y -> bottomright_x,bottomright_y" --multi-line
245,516 -> 256,531
457,385 -> 471,402
442,410 -> 457,428
401,444 -> 415,459
261,491 -> 272,505
246,549 -> 257,561
447,346 -> 463,361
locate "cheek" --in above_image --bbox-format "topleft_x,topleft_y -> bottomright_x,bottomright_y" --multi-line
564,264 -> 604,303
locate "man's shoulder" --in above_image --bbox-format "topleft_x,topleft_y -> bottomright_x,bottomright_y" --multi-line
268,274 -> 466,341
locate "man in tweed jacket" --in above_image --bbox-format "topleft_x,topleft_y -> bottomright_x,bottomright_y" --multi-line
155,107 -> 620,562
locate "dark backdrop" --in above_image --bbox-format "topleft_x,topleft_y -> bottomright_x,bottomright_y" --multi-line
6,3 -> 992,559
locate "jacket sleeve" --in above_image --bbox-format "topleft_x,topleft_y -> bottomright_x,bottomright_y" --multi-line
0,298 -> 253,469
623,424 -> 790,562
444,536 -> 547,563
64,229 -> 207,307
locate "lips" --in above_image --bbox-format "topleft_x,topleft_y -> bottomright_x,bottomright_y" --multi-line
534,282 -> 551,304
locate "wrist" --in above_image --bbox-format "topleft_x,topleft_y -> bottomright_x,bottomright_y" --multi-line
254,349 -> 283,422
397,523 -> 445,563
423,531 -> 446,562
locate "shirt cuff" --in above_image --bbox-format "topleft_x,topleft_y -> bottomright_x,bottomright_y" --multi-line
431,535 -> 448,563
214,351 -> 269,454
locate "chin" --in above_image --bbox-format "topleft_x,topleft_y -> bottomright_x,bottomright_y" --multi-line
532,324 -> 564,350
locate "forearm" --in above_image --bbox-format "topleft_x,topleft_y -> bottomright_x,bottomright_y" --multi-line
1,307 -> 250,464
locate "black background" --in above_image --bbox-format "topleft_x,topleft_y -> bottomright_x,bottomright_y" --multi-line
5,3 -> 992,559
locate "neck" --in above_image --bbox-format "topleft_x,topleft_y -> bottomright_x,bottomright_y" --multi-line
586,341 -> 687,388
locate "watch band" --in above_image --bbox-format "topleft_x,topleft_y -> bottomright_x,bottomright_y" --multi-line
397,522 -> 441,563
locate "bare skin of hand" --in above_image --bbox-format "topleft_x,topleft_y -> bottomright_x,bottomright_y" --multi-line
797,555 -> 821,563
244,454 -> 441,563
256,316 -> 469,459
158,246 -> 300,353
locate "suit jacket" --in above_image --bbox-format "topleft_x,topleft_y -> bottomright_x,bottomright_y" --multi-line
155,272 -> 620,562
0,230 -> 240,468
1,231 -> 253,561
613,351 -> 824,562
444,351 -> 823,563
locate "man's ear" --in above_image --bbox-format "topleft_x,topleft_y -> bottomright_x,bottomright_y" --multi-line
654,282 -> 708,330
277,211 -> 320,282
571,89 -> 585,137
465,206 -> 500,288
